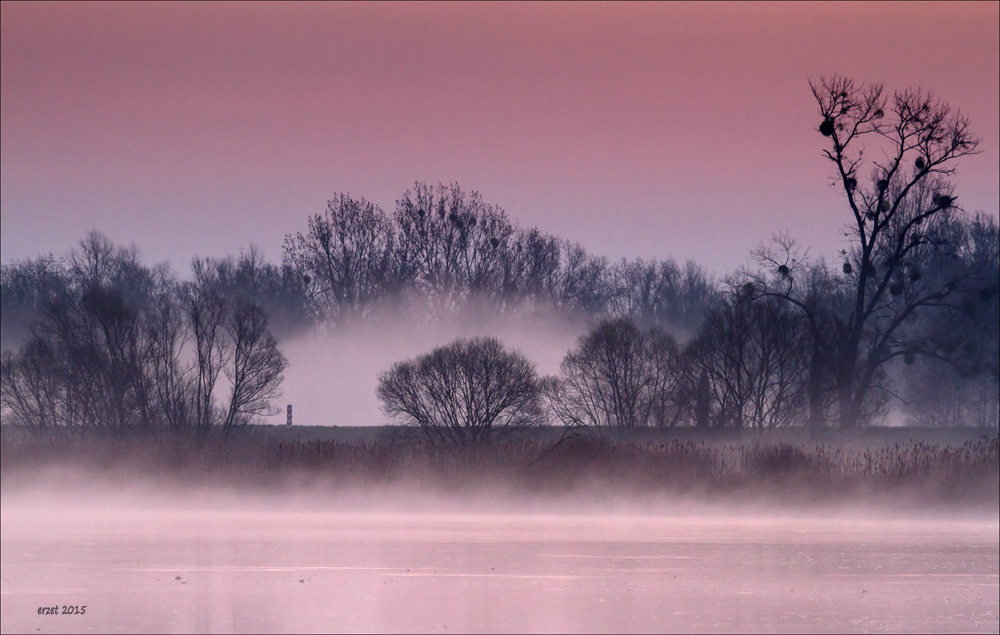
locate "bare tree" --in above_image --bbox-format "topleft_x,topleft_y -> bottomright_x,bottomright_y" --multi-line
46,233 -> 161,432
0,233 -> 185,433
1,255 -> 67,351
147,294 -> 193,431
220,301 -> 287,434
607,258 -> 718,333
184,282 -> 228,434
554,241 -> 609,313
754,76 -> 983,427
502,227 -> 562,303
283,194 -> 397,323
1,233 -> 294,436
748,244 -> 845,428
545,318 -> 683,431
189,246 -> 310,337
377,337 -> 545,444
1,339 -> 63,431
394,183 -> 520,306
685,286 -> 808,429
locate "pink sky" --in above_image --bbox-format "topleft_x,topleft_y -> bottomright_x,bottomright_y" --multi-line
2,2 -> 997,274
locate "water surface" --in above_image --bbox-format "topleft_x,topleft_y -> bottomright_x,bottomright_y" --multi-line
2,498 -> 997,633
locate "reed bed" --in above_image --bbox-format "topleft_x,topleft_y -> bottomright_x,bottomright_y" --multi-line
2,430 -> 997,507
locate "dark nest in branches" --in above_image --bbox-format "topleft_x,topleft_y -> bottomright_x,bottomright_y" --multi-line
933,194 -> 955,209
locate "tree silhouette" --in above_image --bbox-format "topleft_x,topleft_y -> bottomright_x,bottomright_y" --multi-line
220,300 -> 287,434
685,286 -> 808,429
754,76 -> 984,427
545,318 -> 682,430
377,337 -> 544,444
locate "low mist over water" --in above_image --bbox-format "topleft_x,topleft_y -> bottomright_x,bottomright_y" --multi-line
2,483 -> 998,634
3,425 -> 998,632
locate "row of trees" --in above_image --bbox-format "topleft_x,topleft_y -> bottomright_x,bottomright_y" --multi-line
376,76 -> 998,434
3,215 -> 995,434
379,271 -> 995,443
2,76 -> 998,431
1,234 -> 286,433
372,327 -> 731,441
2,186 -> 720,342
571,219 -> 996,431
283,184 -> 718,332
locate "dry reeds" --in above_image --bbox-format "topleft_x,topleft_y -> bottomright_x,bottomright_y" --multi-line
1,430 -> 997,507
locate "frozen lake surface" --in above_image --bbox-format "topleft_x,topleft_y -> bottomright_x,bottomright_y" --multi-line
2,495 -> 998,634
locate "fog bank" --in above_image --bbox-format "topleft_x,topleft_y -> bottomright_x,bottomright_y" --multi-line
278,306 -> 592,427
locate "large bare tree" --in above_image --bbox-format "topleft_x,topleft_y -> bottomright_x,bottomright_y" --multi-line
755,76 -> 983,427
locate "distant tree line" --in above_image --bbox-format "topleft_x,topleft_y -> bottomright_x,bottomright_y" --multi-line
379,222 -> 997,442
283,183 -> 719,332
3,199 -> 995,435
3,195 -> 995,434
1,234 -> 287,434
3,77 -> 998,433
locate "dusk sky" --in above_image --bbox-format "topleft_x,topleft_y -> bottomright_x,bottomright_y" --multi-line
2,2 -> 998,274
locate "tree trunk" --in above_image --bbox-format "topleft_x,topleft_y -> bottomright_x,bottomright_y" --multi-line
694,371 -> 710,428
807,352 -> 825,429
